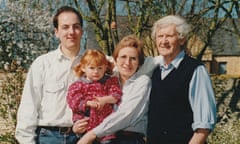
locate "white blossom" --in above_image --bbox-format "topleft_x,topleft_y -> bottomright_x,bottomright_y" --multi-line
0,1 -> 55,70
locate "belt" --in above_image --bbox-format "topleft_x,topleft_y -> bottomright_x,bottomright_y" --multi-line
116,130 -> 144,140
38,126 -> 72,134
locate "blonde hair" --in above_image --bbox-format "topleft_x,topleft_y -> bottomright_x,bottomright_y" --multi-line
74,49 -> 114,77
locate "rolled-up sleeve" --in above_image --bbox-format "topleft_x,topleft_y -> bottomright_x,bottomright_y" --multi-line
189,65 -> 217,131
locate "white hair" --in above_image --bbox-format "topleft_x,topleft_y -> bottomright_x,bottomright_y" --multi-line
151,15 -> 191,41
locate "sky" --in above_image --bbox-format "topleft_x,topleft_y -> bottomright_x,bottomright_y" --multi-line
0,0 -> 6,9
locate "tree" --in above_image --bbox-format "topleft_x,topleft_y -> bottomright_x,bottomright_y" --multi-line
72,0 -> 240,59
0,0 -> 239,66
73,0 -> 118,55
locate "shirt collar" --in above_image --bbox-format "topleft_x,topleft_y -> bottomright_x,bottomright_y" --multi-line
56,45 -> 63,60
113,71 -> 138,87
160,50 -> 185,69
79,75 -> 110,84
56,45 -> 82,60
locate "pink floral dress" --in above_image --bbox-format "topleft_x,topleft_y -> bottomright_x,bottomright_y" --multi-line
67,75 -> 122,142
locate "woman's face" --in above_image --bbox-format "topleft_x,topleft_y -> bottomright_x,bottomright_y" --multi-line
115,47 -> 139,81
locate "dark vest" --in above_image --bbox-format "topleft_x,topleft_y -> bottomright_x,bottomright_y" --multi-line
147,55 -> 203,144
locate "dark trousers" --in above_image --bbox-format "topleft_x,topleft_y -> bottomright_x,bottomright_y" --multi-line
93,139 -> 117,144
93,137 -> 145,144
114,131 -> 145,144
114,137 -> 145,144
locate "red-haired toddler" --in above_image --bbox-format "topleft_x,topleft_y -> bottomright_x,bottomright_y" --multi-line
67,49 -> 122,144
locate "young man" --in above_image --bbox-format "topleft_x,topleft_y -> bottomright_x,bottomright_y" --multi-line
15,6 -> 88,144
147,15 -> 217,144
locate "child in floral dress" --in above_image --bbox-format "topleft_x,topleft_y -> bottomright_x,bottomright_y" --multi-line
67,49 -> 122,144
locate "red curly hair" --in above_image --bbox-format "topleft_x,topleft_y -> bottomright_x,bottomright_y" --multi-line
74,49 -> 114,77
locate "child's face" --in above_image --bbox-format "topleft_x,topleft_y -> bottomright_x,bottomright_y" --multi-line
82,64 -> 107,82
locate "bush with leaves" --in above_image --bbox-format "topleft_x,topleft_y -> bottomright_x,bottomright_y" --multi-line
208,112 -> 240,144
0,1 -> 57,71
0,67 -> 25,144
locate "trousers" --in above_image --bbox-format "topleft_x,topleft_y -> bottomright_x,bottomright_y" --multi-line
35,126 -> 79,144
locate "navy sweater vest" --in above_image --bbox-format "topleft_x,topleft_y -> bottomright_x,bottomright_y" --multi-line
147,55 -> 203,144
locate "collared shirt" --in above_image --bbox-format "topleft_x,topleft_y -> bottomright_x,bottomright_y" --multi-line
132,51 -> 216,131
15,46 -> 82,144
136,55 -> 163,77
93,73 -> 152,137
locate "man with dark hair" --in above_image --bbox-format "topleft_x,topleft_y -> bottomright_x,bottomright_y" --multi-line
15,6 -> 88,144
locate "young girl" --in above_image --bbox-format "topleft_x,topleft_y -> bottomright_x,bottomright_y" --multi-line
67,49 -> 122,144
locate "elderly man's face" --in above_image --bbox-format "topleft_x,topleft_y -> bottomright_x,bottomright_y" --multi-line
155,24 -> 185,64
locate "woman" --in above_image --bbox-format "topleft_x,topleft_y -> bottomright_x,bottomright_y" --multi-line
75,35 -> 152,144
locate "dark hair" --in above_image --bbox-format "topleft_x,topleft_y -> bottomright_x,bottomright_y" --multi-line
112,35 -> 145,66
53,6 -> 83,29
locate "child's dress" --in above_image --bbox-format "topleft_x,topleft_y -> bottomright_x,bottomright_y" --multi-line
67,75 -> 122,142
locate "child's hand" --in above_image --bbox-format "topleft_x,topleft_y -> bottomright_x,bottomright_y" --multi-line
94,97 -> 107,110
86,100 -> 100,109
87,98 -> 106,110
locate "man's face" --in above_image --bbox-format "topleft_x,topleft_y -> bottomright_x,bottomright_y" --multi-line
155,24 -> 185,64
54,12 -> 83,51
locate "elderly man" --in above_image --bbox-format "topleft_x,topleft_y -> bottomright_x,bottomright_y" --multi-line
147,15 -> 217,144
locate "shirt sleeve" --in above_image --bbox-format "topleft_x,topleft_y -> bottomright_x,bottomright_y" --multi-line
67,82 -> 87,112
67,82 -> 88,121
93,75 -> 152,137
15,58 -> 44,144
189,65 -> 217,131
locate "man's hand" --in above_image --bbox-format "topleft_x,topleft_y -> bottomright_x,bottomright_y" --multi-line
72,117 -> 89,134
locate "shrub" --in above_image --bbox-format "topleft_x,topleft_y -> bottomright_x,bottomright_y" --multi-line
0,67 -> 25,144
208,112 -> 240,144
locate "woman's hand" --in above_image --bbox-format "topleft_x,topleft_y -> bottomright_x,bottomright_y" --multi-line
77,130 -> 97,144
72,117 -> 89,134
